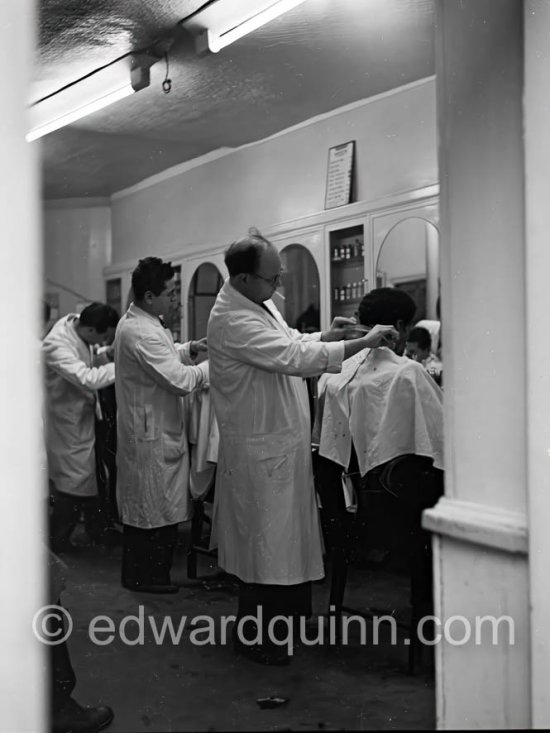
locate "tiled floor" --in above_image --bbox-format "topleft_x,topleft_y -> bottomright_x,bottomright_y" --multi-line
56,527 -> 435,732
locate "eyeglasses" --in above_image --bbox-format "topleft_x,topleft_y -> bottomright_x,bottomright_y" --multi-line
252,270 -> 285,287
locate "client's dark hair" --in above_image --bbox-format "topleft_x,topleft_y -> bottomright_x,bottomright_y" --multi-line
407,326 -> 432,351
357,287 -> 417,327
79,303 -> 119,333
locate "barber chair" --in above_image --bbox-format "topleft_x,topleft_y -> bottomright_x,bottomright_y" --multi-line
314,450 -> 443,674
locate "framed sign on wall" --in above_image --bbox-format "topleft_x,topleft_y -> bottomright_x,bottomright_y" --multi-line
325,140 -> 355,210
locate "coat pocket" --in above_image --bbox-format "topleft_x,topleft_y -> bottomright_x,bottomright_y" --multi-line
163,432 -> 186,464
258,453 -> 292,481
248,434 -> 295,483
134,404 -> 158,441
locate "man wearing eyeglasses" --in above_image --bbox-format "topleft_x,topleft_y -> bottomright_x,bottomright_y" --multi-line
207,228 -> 396,665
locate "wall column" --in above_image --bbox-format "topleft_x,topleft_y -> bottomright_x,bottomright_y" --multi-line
424,1 -> 530,728
524,1 -> 550,726
0,0 -> 46,730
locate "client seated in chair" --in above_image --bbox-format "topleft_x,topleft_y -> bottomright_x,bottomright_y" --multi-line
312,287 -> 444,669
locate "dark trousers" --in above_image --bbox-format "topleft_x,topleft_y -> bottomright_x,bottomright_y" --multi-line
49,490 -> 106,551
48,602 -> 76,714
121,524 -> 178,587
237,581 -> 312,645
95,386 -> 119,524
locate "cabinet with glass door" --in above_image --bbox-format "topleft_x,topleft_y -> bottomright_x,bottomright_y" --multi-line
329,224 -> 367,320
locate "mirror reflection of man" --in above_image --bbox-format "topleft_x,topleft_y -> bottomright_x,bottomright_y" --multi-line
405,325 -> 443,385
207,229 -> 397,665
43,302 -> 119,553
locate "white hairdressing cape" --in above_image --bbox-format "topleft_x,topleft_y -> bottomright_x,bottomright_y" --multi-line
207,281 -> 344,585
314,347 -> 444,476
114,303 -> 208,529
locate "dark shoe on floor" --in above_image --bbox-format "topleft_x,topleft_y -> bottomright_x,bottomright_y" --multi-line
122,581 -> 179,594
52,698 -> 114,733
232,630 -> 290,666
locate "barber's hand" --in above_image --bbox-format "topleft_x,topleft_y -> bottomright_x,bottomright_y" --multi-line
361,324 -> 399,349
321,316 -> 357,342
93,345 -> 114,366
190,337 -> 208,357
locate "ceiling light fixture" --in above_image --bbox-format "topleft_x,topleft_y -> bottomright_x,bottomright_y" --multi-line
182,0 -> 308,55
26,53 -> 157,142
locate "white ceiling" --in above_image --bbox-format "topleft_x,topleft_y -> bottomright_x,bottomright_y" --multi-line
35,0 -> 435,199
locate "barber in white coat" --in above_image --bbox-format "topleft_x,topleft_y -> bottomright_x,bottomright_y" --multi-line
207,229 -> 396,665
43,303 -> 119,552
115,256 -> 208,594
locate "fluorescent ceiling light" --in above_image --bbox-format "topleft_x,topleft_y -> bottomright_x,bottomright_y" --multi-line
184,0 -> 308,54
26,57 -> 151,142
26,85 -> 134,142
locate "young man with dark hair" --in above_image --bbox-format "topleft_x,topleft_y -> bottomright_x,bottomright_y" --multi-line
315,288 -> 444,648
405,325 -> 432,362
42,302 -> 120,552
406,325 -> 443,384
115,257 -> 208,593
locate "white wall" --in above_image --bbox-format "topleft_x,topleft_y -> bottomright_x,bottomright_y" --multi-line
43,199 -> 111,315
110,78 -> 436,264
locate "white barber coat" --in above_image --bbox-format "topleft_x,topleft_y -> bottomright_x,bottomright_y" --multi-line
115,303 -> 209,529
314,347 -> 444,476
207,280 -> 344,585
42,314 -> 115,497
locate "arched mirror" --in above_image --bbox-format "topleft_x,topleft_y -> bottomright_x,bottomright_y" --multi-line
277,244 -> 320,333
187,262 -> 224,340
376,217 -> 439,321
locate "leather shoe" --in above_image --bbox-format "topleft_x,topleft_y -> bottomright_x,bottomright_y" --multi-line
232,629 -> 290,666
122,581 -> 178,594
52,698 -> 114,733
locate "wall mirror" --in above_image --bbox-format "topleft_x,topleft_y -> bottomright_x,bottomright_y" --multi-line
376,217 -> 439,322
187,262 -> 224,340
275,244 -> 321,333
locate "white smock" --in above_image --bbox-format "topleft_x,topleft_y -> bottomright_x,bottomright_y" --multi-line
114,303 -> 209,529
207,280 -> 344,585
314,347 -> 444,476
42,314 -> 115,497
